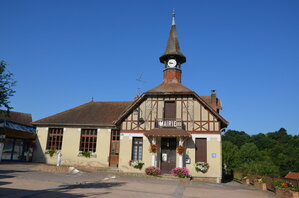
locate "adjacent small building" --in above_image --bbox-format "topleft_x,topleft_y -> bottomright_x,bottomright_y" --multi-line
0,110 -> 36,161
32,13 -> 229,182
285,172 -> 299,180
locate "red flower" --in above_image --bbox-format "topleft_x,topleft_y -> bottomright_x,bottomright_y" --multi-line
149,144 -> 158,153
283,183 -> 288,187
176,146 -> 186,155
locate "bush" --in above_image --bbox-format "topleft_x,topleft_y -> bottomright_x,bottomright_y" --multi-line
171,167 -> 189,178
237,161 -> 280,176
145,166 -> 161,176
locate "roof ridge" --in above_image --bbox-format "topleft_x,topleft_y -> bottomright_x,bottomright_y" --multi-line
0,109 -> 31,115
146,82 -> 193,93
93,101 -> 133,103
33,101 -> 94,123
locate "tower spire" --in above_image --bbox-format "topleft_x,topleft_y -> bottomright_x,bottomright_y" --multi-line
159,10 -> 186,64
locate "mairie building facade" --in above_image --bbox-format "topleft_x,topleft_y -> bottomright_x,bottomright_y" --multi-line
32,13 -> 228,183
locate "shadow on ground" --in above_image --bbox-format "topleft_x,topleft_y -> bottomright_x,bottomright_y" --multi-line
0,181 -> 126,198
0,169 -> 31,181
222,178 -> 234,183
59,181 -> 126,189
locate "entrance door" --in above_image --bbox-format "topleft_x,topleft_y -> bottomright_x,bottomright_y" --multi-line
109,130 -> 120,167
161,138 -> 177,174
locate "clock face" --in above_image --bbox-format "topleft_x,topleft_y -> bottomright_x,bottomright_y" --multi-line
167,59 -> 177,68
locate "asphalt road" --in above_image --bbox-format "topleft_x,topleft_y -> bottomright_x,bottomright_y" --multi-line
0,163 -> 276,198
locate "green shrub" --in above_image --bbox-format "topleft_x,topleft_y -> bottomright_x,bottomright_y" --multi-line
81,151 -> 91,158
45,149 -> 56,157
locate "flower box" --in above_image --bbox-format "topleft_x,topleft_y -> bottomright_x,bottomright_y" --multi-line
276,187 -> 299,198
243,178 -> 250,185
130,160 -> 144,170
194,162 -> 209,173
254,182 -> 267,191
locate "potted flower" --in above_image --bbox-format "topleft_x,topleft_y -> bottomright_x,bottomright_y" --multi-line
171,167 -> 189,178
130,160 -> 144,170
275,181 -> 299,198
242,175 -> 250,184
149,144 -> 158,153
254,178 -> 267,191
194,162 -> 209,173
145,166 -> 161,176
176,146 -> 185,155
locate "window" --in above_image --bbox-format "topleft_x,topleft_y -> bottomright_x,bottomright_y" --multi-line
46,128 -> 63,150
80,129 -> 97,152
164,101 -> 176,119
132,137 -> 143,160
195,138 -> 207,163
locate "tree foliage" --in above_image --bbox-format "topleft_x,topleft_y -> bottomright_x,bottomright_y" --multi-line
0,61 -> 16,110
222,128 -> 299,177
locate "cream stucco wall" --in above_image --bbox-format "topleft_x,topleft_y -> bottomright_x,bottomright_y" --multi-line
33,127 -> 111,167
186,134 -> 222,179
118,133 -> 151,173
118,133 -> 222,180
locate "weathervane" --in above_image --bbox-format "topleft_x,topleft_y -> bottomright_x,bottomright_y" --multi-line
172,8 -> 176,25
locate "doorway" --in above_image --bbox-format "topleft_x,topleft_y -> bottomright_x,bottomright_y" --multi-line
161,137 -> 177,174
109,130 -> 120,167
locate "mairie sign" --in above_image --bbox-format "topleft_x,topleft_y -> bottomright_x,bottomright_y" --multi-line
158,120 -> 177,127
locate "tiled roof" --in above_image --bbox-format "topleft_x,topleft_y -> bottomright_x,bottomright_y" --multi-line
0,110 -> 33,126
285,172 -> 299,179
33,101 -> 133,127
146,82 -> 193,94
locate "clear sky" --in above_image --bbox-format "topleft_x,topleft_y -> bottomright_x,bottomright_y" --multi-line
0,0 -> 298,135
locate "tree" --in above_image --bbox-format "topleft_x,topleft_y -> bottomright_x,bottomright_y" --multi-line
222,141 -> 239,173
238,143 -> 261,164
0,61 -> 16,111
250,133 -> 276,151
222,130 -> 251,148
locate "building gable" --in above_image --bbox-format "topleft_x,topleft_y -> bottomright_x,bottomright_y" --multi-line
116,92 -> 228,132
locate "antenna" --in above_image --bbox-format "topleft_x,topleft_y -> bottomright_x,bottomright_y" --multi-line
136,73 -> 146,95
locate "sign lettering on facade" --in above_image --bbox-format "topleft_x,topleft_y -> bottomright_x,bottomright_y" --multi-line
158,120 -> 177,127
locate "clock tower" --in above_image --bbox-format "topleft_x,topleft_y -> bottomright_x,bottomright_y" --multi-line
160,10 -> 186,84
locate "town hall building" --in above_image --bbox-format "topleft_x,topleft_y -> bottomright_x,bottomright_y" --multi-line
32,12 -> 229,183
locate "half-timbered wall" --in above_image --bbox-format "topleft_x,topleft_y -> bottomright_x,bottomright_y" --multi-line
121,96 -> 220,132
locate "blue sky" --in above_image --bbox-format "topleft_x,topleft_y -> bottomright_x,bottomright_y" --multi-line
0,1 -> 298,135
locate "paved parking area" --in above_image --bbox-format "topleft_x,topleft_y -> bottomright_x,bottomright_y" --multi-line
0,163 -> 276,198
